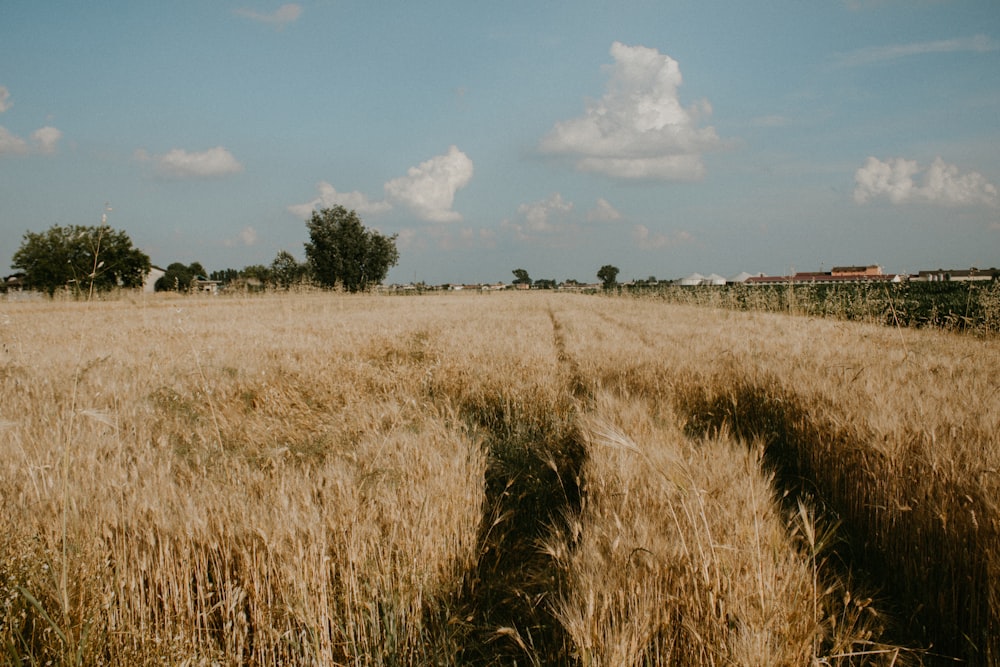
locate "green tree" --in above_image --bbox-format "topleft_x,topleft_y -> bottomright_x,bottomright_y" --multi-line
11,224 -> 150,297
241,265 -> 273,288
270,250 -> 308,289
244,265 -> 270,280
155,261 -> 204,292
210,268 -> 240,284
188,262 -> 207,279
597,264 -> 620,290
512,268 -> 532,287
304,206 -> 399,292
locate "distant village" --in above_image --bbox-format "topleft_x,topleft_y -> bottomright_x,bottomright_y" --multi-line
3,264 -> 998,296
382,265 -> 1000,293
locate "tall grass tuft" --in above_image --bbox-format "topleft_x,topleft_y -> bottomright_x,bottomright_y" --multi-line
550,392 -> 896,665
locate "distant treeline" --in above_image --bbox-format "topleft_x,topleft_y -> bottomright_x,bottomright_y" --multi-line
627,279 -> 1000,336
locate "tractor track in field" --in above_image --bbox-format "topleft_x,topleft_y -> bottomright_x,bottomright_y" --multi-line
450,304 -> 946,663
443,308 -> 589,665
547,305 -> 942,663
548,307 -> 589,401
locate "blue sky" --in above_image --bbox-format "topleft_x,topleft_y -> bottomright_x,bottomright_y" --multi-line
2,1 -> 998,284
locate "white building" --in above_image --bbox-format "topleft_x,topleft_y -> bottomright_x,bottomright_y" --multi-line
144,266 -> 166,293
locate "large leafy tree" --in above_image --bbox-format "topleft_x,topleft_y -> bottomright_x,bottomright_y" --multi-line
512,268 -> 532,287
12,224 -> 151,296
597,264 -> 620,290
304,206 -> 399,292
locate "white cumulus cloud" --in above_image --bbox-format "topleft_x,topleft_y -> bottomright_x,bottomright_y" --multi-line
0,125 -> 62,156
289,146 -> 474,223
0,87 -> 62,157
539,41 -> 724,181
287,182 -> 393,219
853,156 -> 998,207
235,3 -> 302,27
384,145 -> 474,222
137,146 -> 244,179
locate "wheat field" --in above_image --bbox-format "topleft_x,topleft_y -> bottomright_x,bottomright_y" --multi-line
1,291 -> 997,665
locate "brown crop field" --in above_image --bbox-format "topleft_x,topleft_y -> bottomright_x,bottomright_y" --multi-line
1,291 -> 997,665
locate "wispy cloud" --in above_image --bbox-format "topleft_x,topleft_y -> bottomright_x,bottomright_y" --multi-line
539,41 -> 726,182
135,146 -> 244,179
631,225 -> 693,250
420,226 -> 497,252
289,146 -> 474,223
31,127 -> 61,155
288,182 -> 392,219
0,87 -> 62,157
517,193 -> 574,232
834,34 -> 997,67
500,193 -> 578,241
843,0 -> 911,10
224,226 -> 258,247
0,127 -> 27,155
235,3 -> 302,28
749,114 -> 789,128
586,198 -> 622,222
0,125 -> 62,156
854,156 -> 998,207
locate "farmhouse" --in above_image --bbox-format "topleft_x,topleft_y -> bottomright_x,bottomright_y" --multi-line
744,264 -> 907,285
2,273 -> 25,292
144,266 -> 166,293
193,277 -> 223,295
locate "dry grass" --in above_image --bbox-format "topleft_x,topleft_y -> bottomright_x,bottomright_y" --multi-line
561,296 -> 999,664
1,295 -> 487,664
552,398 -> 891,666
1,291 -> 996,664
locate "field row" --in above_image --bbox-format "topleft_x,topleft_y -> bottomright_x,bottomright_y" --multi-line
1,292 -> 997,665
627,279 -> 1000,335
